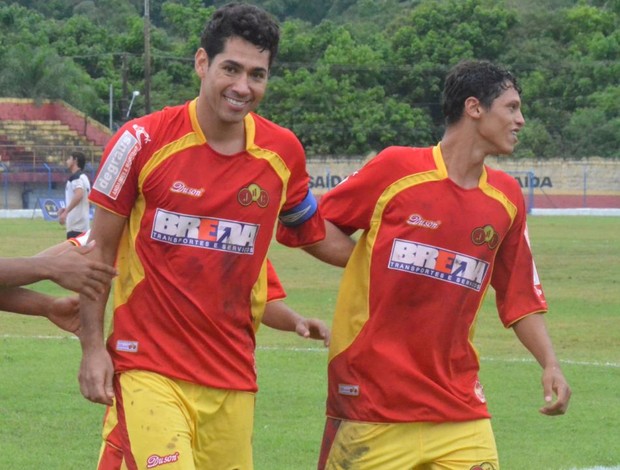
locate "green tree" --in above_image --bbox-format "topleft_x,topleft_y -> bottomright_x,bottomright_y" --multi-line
0,44 -> 99,114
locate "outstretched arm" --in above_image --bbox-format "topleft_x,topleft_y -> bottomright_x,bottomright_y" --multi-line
0,287 -> 80,335
262,300 -> 330,347
0,242 -> 116,300
512,313 -> 571,416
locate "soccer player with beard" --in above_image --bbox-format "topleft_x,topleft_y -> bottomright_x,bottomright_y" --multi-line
77,3 -> 349,469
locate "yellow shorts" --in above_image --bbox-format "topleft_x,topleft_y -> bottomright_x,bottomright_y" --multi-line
97,370 -> 255,470
318,418 -> 499,470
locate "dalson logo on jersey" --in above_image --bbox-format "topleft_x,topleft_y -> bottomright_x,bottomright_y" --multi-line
389,239 -> 489,291
151,209 -> 258,254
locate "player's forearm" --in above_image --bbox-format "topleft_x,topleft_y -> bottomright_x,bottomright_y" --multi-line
0,257 -> 53,287
303,220 -> 355,267
0,287 -> 53,316
262,301 -> 303,332
79,292 -> 109,351
512,313 -> 561,369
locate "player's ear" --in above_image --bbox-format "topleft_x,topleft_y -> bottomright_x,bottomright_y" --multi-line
195,48 -> 209,78
464,97 -> 482,119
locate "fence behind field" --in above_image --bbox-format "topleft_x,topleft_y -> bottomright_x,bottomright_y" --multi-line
1,153 -> 619,212
306,157 -> 620,212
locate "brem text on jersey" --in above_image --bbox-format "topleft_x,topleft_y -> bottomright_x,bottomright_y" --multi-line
389,239 -> 489,291
152,208 -> 259,254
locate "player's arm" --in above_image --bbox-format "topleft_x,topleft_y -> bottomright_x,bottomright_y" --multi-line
262,300 -> 330,346
302,220 -> 355,267
512,313 -> 571,416
0,243 -> 115,299
78,207 -> 125,406
262,259 -> 330,346
0,287 -> 80,335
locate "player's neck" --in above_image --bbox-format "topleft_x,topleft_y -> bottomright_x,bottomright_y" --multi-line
198,108 -> 246,155
439,130 -> 486,189
206,128 -> 246,155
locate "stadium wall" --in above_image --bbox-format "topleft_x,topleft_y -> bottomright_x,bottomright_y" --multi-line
1,157 -> 619,211
306,157 -> 620,210
0,154 -> 618,212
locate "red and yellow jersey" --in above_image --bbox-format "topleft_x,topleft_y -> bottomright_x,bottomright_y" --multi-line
320,144 -> 547,423
266,259 -> 286,303
90,99 -> 323,392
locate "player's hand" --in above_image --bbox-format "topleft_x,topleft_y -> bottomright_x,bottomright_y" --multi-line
539,365 -> 571,416
295,318 -> 331,347
78,347 -> 115,406
48,241 -> 117,300
58,208 -> 67,225
45,295 -> 81,336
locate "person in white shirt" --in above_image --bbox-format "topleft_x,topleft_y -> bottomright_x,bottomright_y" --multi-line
58,151 -> 91,238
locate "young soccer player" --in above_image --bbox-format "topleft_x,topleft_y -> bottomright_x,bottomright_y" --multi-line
313,60 -> 571,470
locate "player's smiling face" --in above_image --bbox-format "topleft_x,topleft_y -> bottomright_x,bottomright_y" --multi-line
195,36 -> 270,127
478,85 -> 525,156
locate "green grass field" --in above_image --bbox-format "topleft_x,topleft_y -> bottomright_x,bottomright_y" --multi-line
1,217 -> 619,469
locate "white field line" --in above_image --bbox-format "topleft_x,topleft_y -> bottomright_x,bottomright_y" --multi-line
567,467 -> 620,470
2,334 -> 619,369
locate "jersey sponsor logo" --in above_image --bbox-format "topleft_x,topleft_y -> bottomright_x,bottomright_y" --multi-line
169,180 -> 204,198
389,239 -> 489,291
116,340 -> 138,353
406,213 -> 441,230
471,224 -> 500,250
238,183 -> 269,208
470,463 -> 497,470
133,124 -> 151,144
338,384 -> 360,396
146,452 -> 180,468
152,209 -> 258,254
93,130 -> 140,200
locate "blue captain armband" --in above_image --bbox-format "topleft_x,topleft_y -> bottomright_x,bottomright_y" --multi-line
278,190 -> 318,227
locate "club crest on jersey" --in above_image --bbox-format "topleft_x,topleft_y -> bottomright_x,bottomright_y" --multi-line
389,239 -> 489,291
471,224 -> 500,250
238,183 -> 269,208
152,209 -> 258,254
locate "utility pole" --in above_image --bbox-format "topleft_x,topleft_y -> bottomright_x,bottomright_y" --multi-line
144,0 -> 152,114
121,54 -> 129,118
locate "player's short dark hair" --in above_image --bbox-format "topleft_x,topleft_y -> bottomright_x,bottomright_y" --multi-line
71,151 -> 86,170
441,60 -> 521,126
200,3 -> 280,68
